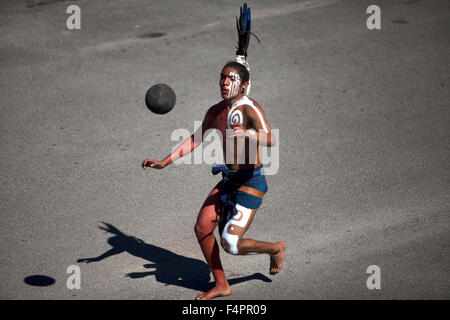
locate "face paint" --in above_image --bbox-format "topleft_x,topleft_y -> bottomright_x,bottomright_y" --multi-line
228,72 -> 241,99
222,71 -> 241,99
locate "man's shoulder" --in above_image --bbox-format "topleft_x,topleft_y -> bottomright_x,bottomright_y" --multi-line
243,97 -> 264,115
248,97 -> 262,108
208,100 -> 225,113
204,101 -> 225,121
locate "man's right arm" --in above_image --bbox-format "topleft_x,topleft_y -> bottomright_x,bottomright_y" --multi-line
142,106 -> 215,169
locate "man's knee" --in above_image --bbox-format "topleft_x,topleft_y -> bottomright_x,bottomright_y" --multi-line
220,237 -> 231,253
220,234 -> 240,255
194,223 -> 211,241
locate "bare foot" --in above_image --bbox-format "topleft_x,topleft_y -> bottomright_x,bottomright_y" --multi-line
270,241 -> 286,275
195,285 -> 232,300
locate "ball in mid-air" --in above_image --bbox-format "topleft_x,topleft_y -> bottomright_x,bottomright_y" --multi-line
145,83 -> 176,114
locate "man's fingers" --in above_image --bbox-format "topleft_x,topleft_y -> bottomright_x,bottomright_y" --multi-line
230,122 -> 244,131
142,159 -> 154,169
142,158 -> 162,170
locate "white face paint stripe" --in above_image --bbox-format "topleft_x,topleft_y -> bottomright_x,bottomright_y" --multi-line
226,80 -> 231,99
227,72 -> 241,99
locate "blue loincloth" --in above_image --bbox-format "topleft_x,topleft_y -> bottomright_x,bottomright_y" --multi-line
212,165 -> 268,232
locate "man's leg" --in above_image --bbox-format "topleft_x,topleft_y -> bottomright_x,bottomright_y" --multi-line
194,180 -> 232,300
220,204 -> 286,275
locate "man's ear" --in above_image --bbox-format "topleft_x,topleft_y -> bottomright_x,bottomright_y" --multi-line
241,81 -> 249,93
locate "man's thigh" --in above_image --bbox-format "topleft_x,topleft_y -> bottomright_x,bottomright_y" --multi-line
220,205 -> 258,253
195,180 -> 224,232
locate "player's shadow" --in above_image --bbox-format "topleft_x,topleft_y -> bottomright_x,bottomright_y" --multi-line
77,222 -> 271,292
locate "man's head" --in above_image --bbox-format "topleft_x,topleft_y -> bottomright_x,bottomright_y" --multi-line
220,61 -> 250,100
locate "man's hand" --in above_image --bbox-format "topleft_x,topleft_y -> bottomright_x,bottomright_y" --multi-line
142,158 -> 166,170
230,122 -> 245,136
230,122 -> 257,140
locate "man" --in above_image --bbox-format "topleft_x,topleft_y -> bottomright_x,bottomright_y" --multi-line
142,60 -> 286,300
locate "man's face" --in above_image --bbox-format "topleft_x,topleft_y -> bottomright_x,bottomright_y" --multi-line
220,67 -> 242,100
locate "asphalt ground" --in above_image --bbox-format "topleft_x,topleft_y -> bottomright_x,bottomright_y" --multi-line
0,0 -> 449,300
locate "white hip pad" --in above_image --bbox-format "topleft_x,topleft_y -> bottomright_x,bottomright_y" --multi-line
221,204 -> 252,255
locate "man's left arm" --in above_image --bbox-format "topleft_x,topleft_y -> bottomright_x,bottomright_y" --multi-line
245,103 -> 276,147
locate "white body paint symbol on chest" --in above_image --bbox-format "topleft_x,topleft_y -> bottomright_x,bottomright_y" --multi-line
227,96 -> 269,133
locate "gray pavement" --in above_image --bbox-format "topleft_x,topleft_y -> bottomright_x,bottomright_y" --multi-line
0,0 -> 449,299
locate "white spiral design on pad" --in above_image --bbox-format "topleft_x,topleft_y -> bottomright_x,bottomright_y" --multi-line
221,205 -> 253,255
